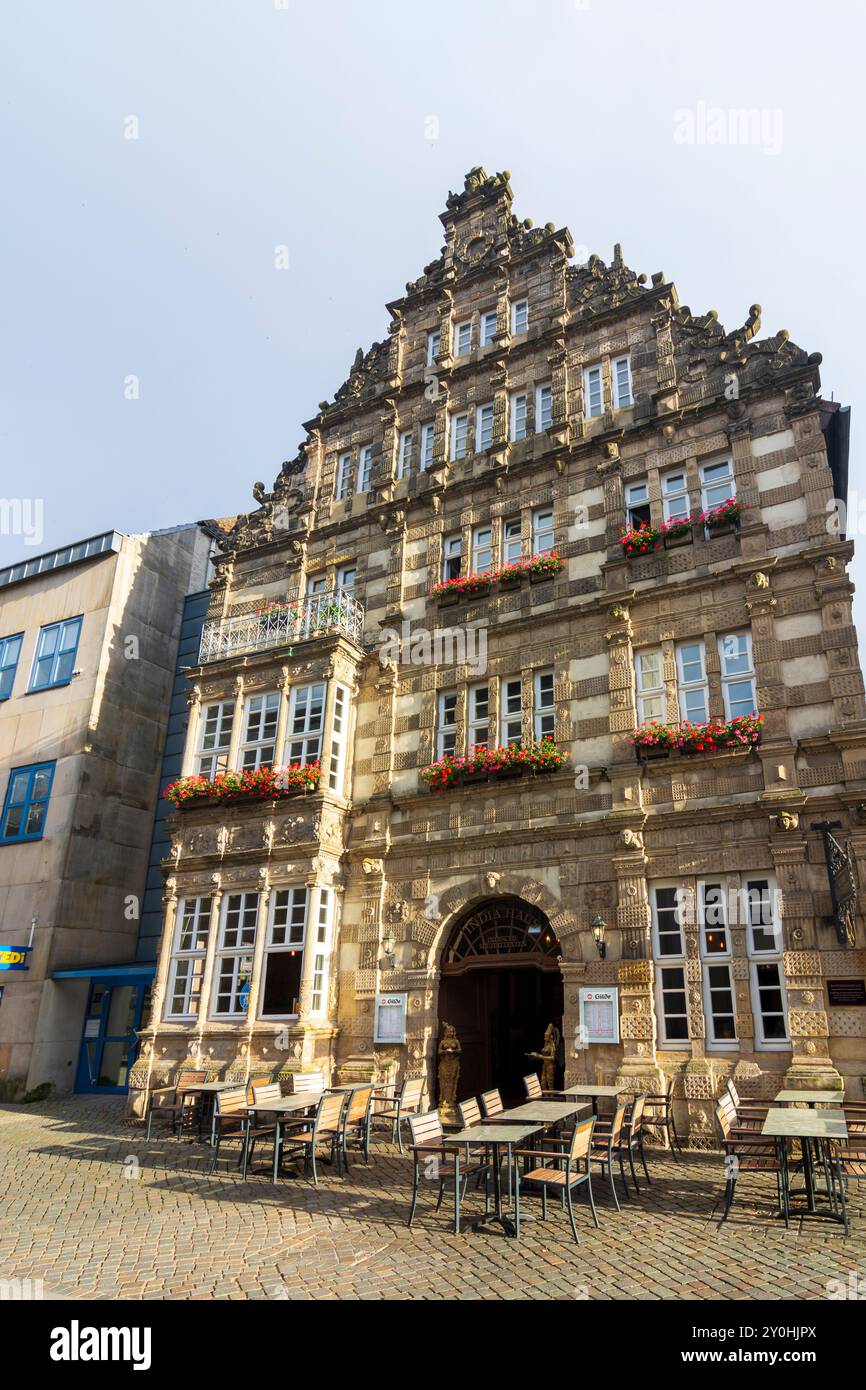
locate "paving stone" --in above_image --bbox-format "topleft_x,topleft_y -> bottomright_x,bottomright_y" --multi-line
0,1097 -> 863,1300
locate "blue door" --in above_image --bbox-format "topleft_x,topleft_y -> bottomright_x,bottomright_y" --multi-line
75,976 -> 151,1094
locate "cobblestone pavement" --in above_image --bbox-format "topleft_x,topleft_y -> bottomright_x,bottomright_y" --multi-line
0,1098 -> 862,1300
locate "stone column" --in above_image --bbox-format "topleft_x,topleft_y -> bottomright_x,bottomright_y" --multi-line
181,687 -> 202,776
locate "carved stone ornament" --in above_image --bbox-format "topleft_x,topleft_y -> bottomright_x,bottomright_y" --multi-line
775,810 -> 799,832
484,871 -> 501,892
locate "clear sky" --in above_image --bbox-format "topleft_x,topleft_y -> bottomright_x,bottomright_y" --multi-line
1,0 -> 863,629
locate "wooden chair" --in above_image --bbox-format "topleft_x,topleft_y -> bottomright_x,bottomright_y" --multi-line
597,1093 -> 651,1194
829,1108 -> 866,1236
714,1098 -> 789,1225
458,1097 -> 482,1127
209,1087 -> 277,1180
588,1102 -> 629,1210
340,1085 -> 374,1168
246,1076 -> 271,1103
513,1117 -> 599,1243
272,1090 -> 347,1185
407,1111 -> 488,1233
250,1080 -> 283,1108
292,1070 -> 325,1095
145,1071 -> 205,1140
523,1073 -> 542,1099
480,1088 -> 504,1118
725,1078 -> 771,1130
372,1075 -> 427,1154
642,1077 -> 684,1159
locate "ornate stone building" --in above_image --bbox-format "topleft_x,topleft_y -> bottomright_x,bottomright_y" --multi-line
135,168 -> 866,1143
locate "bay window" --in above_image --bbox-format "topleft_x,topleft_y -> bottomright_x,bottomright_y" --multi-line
240,692 -> 279,769
165,897 -> 211,1020
196,700 -> 234,776
212,893 -> 259,1017
260,887 -> 308,1018
287,682 -> 326,764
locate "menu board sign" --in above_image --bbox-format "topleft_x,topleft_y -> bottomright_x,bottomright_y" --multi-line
578,987 -> 620,1045
374,992 -> 408,1044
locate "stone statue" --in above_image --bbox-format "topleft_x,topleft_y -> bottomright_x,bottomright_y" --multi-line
527,1022 -> 561,1093
437,1023 -> 461,1126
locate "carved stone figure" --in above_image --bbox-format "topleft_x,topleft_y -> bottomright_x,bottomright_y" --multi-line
527,1022 -> 561,1092
437,1022 -> 461,1126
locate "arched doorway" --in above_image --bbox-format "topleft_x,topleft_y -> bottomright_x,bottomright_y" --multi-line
437,897 -> 563,1105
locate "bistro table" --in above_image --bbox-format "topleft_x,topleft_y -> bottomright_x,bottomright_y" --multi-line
560,1085 -> 624,1115
443,1123 -> 542,1236
496,1100 -> 590,1124
180,1081 -> 239,1142
762,1107 -> 848,1216
774,1088 -> 844,1107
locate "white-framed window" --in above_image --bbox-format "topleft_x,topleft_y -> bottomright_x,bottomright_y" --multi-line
651,885 -> 684,959
427,329 -> 441,365
450,412 -> 469,461
437,690 -> 458,758
500,678 -> 523,745
468,683 -> 489,749
533,668 -> 555,740
212,892 -> 259,1017
472,525 -> 493,574
612,354 -> 632,408
700,457 -> 735,512
583,364 -> 603,418
662,470 -> 690,523
698,881 -> 730,957
421,422 -> 435,470
624,481 -> 651,529
328,682 -> 349,794
475,402 -> 495,452
442,534 -> 462,581
535,382 -> 553,431
260,887 -> 308,1018
718,631 -> 757,720
336,564 -> 356,594
286,682 -> 326,764
635,649 -> 664,723
307,574 -> 326,598
657,965 -> 689,1045
510,298 -> 528,335
503,517 -> 522,563
509,392 -> 527,442
676,641 -> 709,724
397,430 -> 413,480
310,888 -> 333,1014
531,507 -> 554,556
165,897 -> 211,1019
453,320 -> 471,357
480,309 -> 498,345
703,962 -> 738,1046
743,877 -> 781,956
196,700 -> 235,776
335,451 -> 351,500
357,444 -> 373,494
240,691 -> 280,769
750,960 -> 789,1047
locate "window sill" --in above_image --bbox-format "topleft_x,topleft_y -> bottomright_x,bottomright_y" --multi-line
24,680 -> 74,695
0,834 -> 46,847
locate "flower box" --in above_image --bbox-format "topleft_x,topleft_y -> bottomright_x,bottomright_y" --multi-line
437,588 -> 460,606
700,498 -> 747,534
165,763 -> 321,809
705,520 -> 738,538
663,526 -> 693,549
420,740 -> 567,791
629,714 -> 763,760
529,568 -> 555,584
498,571 -> 523,590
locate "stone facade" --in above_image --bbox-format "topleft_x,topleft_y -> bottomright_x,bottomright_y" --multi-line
137,168 -> 866,1141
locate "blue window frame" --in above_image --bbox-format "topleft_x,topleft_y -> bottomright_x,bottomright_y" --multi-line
29,616 -> 82,691
0,634 -> 23,700
0,762 -> 56,843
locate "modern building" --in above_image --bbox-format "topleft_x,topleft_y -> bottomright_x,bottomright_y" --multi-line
136,168 -> 866,1141
0,524 -> 218,1094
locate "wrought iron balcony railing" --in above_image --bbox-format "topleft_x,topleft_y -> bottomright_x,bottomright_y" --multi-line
198,590 -> 365,664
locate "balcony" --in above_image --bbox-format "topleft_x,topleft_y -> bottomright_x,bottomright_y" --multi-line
198,590 -> 365,664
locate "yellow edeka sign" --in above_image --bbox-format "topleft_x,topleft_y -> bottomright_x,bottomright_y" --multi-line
0,945 -> 32,971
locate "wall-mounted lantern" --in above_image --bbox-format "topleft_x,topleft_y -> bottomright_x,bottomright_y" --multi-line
590,914 -> 607,960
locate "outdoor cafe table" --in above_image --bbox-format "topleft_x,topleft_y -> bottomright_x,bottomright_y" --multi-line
774,1089 -> 844,1107
443,1123 -> 541,1237
761,1108 -> 848,1216
560,1085 -> 624,1115
496,1100 -> 590,1125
